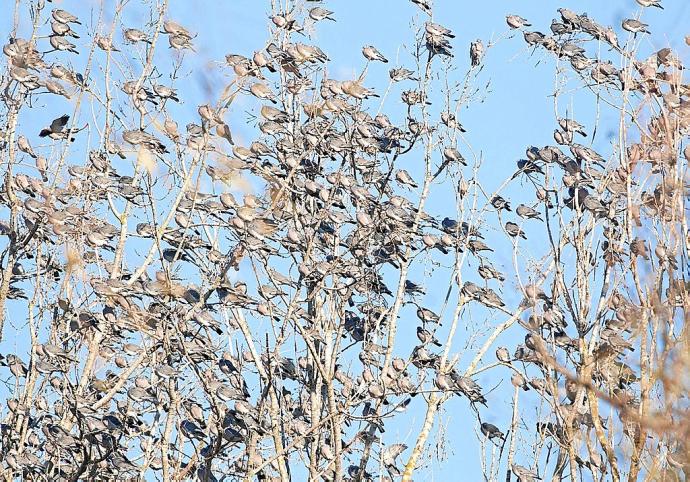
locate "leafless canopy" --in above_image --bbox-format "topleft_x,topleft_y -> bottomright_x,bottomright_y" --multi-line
0,0 -> 688,481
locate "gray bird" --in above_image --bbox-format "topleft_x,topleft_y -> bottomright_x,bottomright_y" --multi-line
309,7 -> 336,21
123,28 -> 151,44
395,169 -> 418,188
558,117 -> 587,137
505,222 -> 527,239
52,8 -> 81,24
491,195 -> 511,211
425,22 -> 455,38
49,35 -> 78,54
516,204 -> 543,221
417,326 -> 442,347
470,40 -> 484,67
51,20 -> 79,38
389,67 -> 418,82
622,19 -> 649,34
495,347 -> 511,363
481,422 -> 505,441
39,114 -> 70,139
416,306 -> 440,324
506,15 -> 531,29
362,45 -> 388,63
17,135 -> 37,158
512,464 -> 541,482
636,0 -> 663,8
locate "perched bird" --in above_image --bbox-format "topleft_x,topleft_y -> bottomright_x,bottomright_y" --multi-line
558,117 -> 587,137
249,83 -> 277,104
425,22 -> 455,38
470,40 -> 484,67
491,195 -> 511,211
389,67 -> 418,82
512,464 -> 541,482
95,35 -> 120,52
51,20 -> 79,38
362,45 -> 388,63
622,19 -> 650,34
52,8 -> 81,24
123,28 -> 151,44
416,306 -> 440,324
309,7 -> 336,22
17,135 -> 38,158
395,169 -> 418,189
495,347 -> 511,363
516,204 -> 543,221
49,35 -> 79,54
505,222 -> 527,239
506,15 -> 531,29
481,422 -> 505,441
636,0 -> 663,8
417,326 -> 442,347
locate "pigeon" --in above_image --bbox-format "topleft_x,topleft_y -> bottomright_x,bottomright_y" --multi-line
506,15 -> 531,29
516,204 -> 543,221
39,114 -> 70,139
17,135 -> 37,158
622,19 -> 650,34
52,8 -> 81,24
512,464 -> 541,482
309,7 -> 336,22
481,422 -> 505,441
636,0 -> 663,8
470,40 -> 484,67
362,45 -> 388,63
417,326 -> 442,347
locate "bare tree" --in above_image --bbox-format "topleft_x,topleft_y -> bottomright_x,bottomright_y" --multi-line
0,1 -> 687,481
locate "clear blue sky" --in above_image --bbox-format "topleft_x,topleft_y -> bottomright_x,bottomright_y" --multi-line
1,0 -> 688,479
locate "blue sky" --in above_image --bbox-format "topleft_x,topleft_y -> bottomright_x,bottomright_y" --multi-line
1,0 -> 688,479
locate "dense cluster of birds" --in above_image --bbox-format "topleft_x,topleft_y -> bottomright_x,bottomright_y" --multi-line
0,0 -> 687,481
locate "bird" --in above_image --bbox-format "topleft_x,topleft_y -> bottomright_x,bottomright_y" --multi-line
512,464 -> 541,482
249,83 -> 277,103
162,20 -> 194,39
491,195 -> 511,211
95,35 -> 119,52
516,204 -> 543,221
495,347 -> 511,363
51,20 -> 79,38
417,326 -> 442,347
309,7 -> 336,21
49,35 -> 79,54
52,8 -> 81,24
481,422 -> 505,441
425,22 -> 455,38
39,114 -> 70,139
636,0 -> 663,8
169,34 -> 195,51
470,40 -> 484,67
622,19 -> 650,35
416,306 -> 440,324
123,28 -> 151,44
362,45 -> 388,63
389,67 -> 418,82
395,169 -> 418,189
17,135 -> 37,158
558,117 -> 587,137
505,222 -> 527,239
506,15 -> 531,29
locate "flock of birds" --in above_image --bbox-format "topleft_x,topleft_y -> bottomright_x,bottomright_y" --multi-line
0,0 -> 687,480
